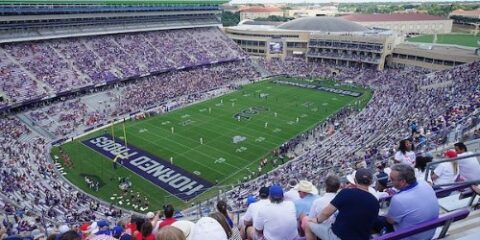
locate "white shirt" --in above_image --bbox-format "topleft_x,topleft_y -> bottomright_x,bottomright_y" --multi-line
433,162 -> 458,186
394,151 -> 416,166
243,199 -> 270,224
457,152 -> 480,182
283,189 -> 300,202
254,201 -> 298,240
414,168 -> 430,183
308,192 -> 336,224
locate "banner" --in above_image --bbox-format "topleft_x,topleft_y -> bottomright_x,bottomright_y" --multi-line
82,134 -> 213,201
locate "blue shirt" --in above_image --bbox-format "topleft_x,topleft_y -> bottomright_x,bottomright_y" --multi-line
331,188 -> 379,240
294,193 -> 319,218
387,181 -> 439,240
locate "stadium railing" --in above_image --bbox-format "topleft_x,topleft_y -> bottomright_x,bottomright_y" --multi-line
372,208 -> 470,240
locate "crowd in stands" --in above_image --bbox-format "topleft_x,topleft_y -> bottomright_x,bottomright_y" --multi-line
26,61 -> 258,137
0,117 -> 122,233
1,26 -> 480,239
0,27 -> 245,107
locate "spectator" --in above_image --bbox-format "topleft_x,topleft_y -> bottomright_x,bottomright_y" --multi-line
414,156 -> 433,183
385,164 -> 439,240
431,150 -> 459,188
209,212 -> 241,240
192,217 -> 227,240
284,180 -> 300,202
254,185 -> 298,240
216,201 -> 233,228
242,187 -> 269,240
394,139 -> 416,166
302,175 -> 340,239
137,222 -> 154,240
293,180 -> 319,219
171,221 -> 195,240
156,226 -> 186,240
306,168 -> 379,240
158,205 -> 176,229
454,142 -> 480,182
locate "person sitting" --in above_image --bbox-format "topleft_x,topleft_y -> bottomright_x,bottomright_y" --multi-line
254,185 -> 298,240
454,142 -> 480,182
306,169 -> 380,240
243,187 -> 269,240
302,175 -> 340,239
431,150 -> 459,189
385,164 -> 439,240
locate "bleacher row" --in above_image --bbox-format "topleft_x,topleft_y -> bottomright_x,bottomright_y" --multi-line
0,27 -> 246,108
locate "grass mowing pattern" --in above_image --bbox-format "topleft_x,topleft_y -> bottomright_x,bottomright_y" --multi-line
51,78 -> 372,211
407,34 -> 480,47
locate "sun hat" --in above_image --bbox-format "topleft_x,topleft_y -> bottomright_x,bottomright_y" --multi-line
293,180 -> 319,195
191,217 -> 227,240
171,220 -> 196,240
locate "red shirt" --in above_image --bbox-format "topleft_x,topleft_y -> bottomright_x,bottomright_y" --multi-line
158,217 -> 176,229
136,234 -> 155,240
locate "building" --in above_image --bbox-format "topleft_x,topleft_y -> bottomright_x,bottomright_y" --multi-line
224,16 -> 480,71
449,9 -> 480,20
225,17 -> 399,70
239,6 -> 283,21
285,4 -> 339,18
388,44 -> 480,70
342,13 -> 453,35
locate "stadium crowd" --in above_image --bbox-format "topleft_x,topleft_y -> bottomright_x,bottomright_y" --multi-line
0,27 -> 246,107
0,27 -> 480,239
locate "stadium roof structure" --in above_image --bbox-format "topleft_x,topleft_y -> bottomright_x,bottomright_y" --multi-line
277,17 -> 369,32
342,13 -> 448,22
0,0 -> 229,5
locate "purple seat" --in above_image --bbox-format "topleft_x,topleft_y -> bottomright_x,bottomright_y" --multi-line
373,208 -> 470,240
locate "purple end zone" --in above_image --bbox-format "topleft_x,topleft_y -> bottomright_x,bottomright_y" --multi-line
82,134 -> 213,201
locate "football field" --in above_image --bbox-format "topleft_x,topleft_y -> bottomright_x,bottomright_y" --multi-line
51,78 -> 372,212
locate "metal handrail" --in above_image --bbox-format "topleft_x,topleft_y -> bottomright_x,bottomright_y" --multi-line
425,152 -> 480,187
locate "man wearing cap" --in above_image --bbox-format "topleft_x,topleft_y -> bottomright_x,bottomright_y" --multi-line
431,149 -> 459,189
306,169 -> 379,240
385,164 -> 439,240
243,187 -> 269,240
454,142 -> 480,182
254,185 -> 298,240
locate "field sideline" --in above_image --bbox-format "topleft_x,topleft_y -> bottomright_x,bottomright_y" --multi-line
51,77 -> 372,211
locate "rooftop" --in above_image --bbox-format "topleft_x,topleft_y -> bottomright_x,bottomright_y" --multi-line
240,6 -> 282,13
277,17 -> 369,32
342,13 -> 448,22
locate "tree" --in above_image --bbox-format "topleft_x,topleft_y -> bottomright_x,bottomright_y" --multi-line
221,11 -> 240,27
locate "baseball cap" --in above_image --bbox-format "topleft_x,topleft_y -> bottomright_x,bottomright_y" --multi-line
355,168 -> 373,185
444,149 -> 457,159
259,186 -> 269,198
246,195 -> 256,206
112,226 -> 123,237
269,185 -> 284,200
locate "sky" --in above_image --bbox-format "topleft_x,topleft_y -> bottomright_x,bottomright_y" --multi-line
229,0 -> 480,4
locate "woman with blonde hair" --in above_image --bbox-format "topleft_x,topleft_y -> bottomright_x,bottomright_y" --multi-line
156,226 -> 186,240
431,150 -> 460,191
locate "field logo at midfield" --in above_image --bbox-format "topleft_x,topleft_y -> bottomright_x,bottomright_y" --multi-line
232,135 -> 247,144
82,134 -> 213,201
233,106 -> 269,120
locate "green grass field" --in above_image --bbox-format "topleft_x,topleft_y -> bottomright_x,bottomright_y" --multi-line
407,33 -> 480,47
51,78 -> 372,212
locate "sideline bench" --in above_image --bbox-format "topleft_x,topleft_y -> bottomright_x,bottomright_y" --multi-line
372,208 -> 470,240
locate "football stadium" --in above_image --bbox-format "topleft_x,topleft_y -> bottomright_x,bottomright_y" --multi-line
1,0 -> 480,240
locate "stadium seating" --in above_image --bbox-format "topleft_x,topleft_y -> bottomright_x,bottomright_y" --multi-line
373,208 -> 470,240
0,27 -> 245,107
